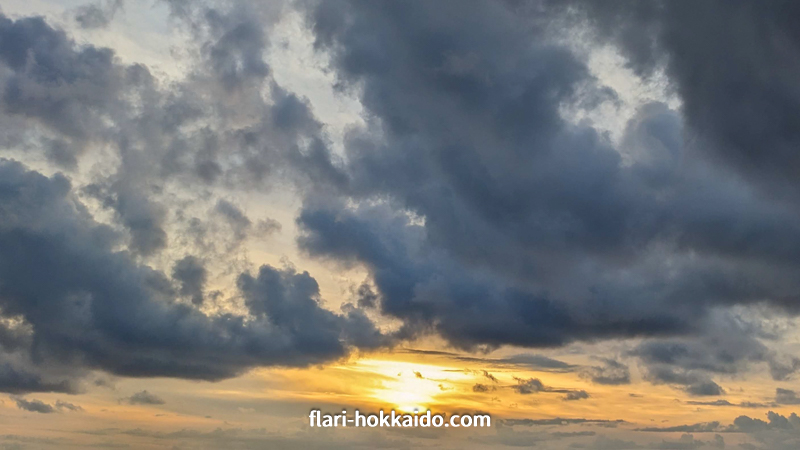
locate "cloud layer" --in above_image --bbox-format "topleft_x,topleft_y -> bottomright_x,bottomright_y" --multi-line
0,0 -> 799,402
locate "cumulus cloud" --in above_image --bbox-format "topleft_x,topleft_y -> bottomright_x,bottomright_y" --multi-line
294,2 -> 800,382
1,0 -> 800,406
0,159 -> 389,393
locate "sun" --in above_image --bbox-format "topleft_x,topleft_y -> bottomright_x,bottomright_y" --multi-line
353,359 -> 472,412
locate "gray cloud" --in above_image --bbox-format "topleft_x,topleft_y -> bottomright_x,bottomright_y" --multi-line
14,397 -> 56,414
124,390 -> 165,405
0,159 -> 389,393
570,1 -> 800,197
581,358 -> 631,385
215,200 -> 253,244
686,399 -> 773,409
776,388 -> 800,405
401,349 -> 576,372
294,1 -> 800,376
74,0 -> 124,29
512,377 -> 546,395
636,422 -> 721,433
55,400 -> 84,412
472,383 -> 491,393
511,376 -> 589,400
627,312 -> 796,396
1,0 -> 800,408
500,418 -> 625,427
172,256 -> 207,306
563,390 -> 590,401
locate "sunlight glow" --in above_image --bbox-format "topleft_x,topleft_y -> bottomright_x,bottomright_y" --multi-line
350,359 -> 473,412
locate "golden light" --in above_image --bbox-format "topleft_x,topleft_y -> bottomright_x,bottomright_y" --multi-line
353,359 -> 473,412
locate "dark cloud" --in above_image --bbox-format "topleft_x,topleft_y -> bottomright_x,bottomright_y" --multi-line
637,362 -> 725,397
563,390 -> 590,401
500,418 -> 625,427
354,282 -> 378,309
499,354 -> 576,372
0,160 -> 389,393
635,411 -> 800,442
776,388 -> 800,405
769,357 -> 800,382
510,376 -> 588,400
215,200 -> 253,244
512,377 -> 546,395
636,422 -> 721,433
14,397 -> 56,413
569,1 -> 800,196
124,390 -> 165,405
74,0 -> 124,29
686,399 -> 773,409
581,358 -> 631,385
401,349 -> 576,372
1,0 -> 800,409
55,400 -> 84,412
581,436 -> 641,450
296,0 -> 800,370
0,358 -> 78,394
650,433 -> 718,450
472,383 -> 491,393
172,256 -> 207,305
628,313 -> 794,396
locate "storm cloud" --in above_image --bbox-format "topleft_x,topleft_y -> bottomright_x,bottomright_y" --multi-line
1,0 -> 800,399
289,0 -> 800,396
0,159 -> 388,392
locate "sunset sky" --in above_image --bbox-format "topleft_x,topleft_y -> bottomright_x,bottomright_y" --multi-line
2,1 -> 800,449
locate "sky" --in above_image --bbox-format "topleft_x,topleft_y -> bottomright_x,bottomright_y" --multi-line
1,0 -> 800,449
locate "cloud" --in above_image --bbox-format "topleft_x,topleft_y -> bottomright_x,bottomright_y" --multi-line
296,0 -> 800,367
625,312 -> 794,396
14,397 -> 56,414
55,400 -> 84,412
581,358 -> 631,385
124,390 -> 165,405
172,256 -> 207,305
512,377 -> 546,395
482,371 -> 498,383
73,0 -> 124,29
500,418 -> 625,427
776,388 -> 800,405
401,349 -> 576,372
510,377 -> 589,400
214,200 -> 253,245
636,422 -> 721,433
571,1 -> 800,197
0,159 -> 389,393
563,390 -> 590,401
634,410 -> 800,443
1,0 -> 800,414
472,383 -> 492,393
686,399 -> 773,409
